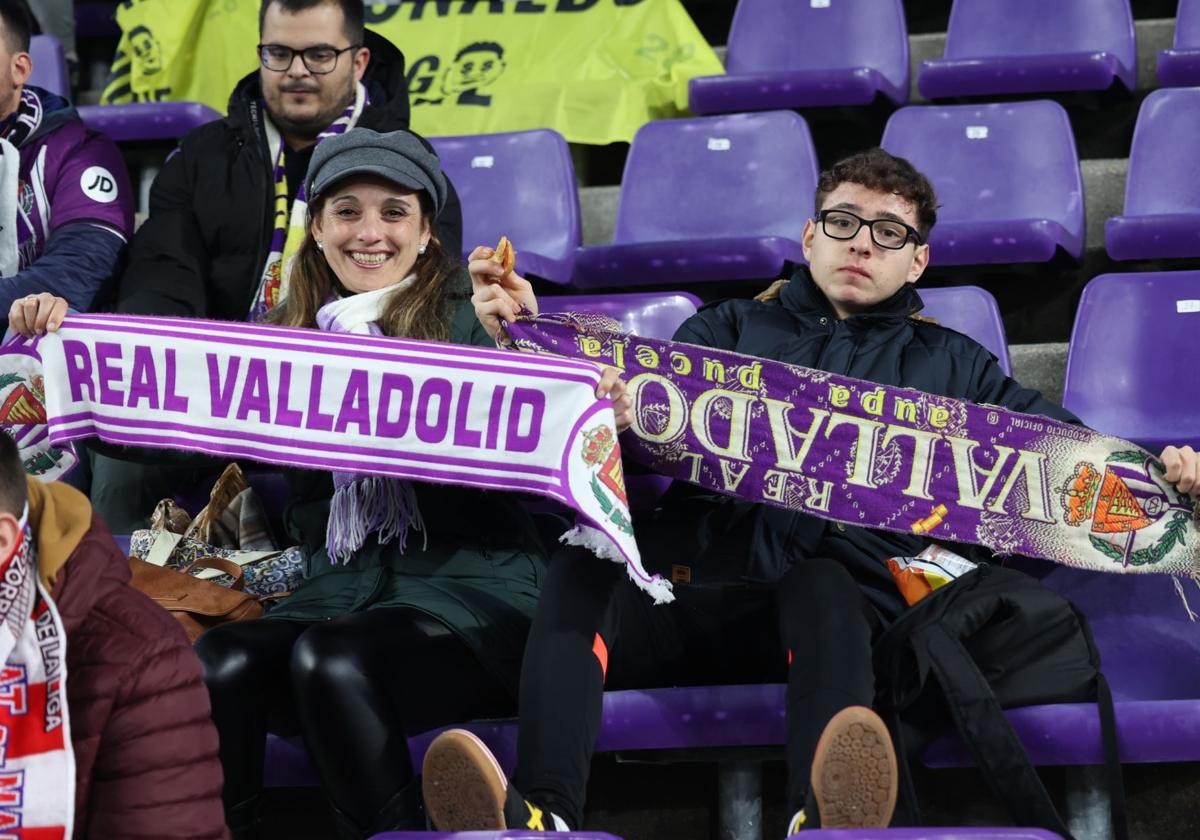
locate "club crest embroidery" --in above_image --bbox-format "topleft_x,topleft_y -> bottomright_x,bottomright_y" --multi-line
1059,452 -> 1192,568
0,356 -> 76,481
581,424 -> 632,535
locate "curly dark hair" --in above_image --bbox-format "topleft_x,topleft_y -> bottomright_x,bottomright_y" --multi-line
814,148 -> 938,240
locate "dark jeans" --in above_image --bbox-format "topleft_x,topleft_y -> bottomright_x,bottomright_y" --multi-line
513,546 -> 894,829
196,607 -> 512,838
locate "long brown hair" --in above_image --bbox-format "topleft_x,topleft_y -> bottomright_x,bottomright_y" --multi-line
267,189 -> 456,341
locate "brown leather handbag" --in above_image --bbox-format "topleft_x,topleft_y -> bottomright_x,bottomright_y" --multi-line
128,555 -> 264,643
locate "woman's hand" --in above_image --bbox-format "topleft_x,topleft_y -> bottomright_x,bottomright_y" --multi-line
9,293 -> 68,338
469,244 -> 538,342
596,366 -> 633,433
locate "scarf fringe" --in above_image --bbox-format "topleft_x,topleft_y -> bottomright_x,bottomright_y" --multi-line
560,525 -> 675,605
326,475 -> 426,564
1174,573 -> 1200,623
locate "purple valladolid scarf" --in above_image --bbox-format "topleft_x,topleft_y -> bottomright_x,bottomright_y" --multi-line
506,313 -> 1200,586
0,315 -> 664,600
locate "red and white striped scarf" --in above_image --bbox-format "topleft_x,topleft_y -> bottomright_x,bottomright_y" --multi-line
0,506 -> 72,839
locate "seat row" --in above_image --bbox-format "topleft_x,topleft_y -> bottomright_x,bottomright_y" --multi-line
428,93 -> 1200,292
690,0 -> 1200,113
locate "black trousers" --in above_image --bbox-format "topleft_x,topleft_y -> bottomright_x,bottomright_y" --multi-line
513,546 -> 892,830
196,607 -> 513,838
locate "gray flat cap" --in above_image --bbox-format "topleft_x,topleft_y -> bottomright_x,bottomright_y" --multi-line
306,128 -> 449,218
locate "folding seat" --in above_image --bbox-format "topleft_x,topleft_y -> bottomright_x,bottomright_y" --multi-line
918,286 -> 1011,375
76,102 -> 222,142
430,129 -> 580,287
29,35 -> 69,99
1062,270 -> 1200,453
539,291 -> 701,340
570,111 -> 817,291
688,0 -> 908,115
918,0 -> 1136,100
1158,0 -> 1200,87
881,101 -> 1084,266
1105,88 -> 1200,261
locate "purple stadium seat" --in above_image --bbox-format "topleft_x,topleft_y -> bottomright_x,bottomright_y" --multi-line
429,130 -> 580,286
570,112 -> 817,291
1157,0 -> 1200,86
1105,89 -> 1200,261
29,35 -> 69,99
881,101 -> 1084,266
918,0 -> 1136,99
688,0 -> 909,114
371,833 -> 623,839
539,292 -> 701,340
796,832 -> 1063,840
1061,271 -> 1200,453
925,563 -> 1200,768
917,286 -> 1011,375
76,102 -> 222,143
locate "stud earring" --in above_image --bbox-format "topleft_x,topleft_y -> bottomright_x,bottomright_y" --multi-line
316,240 -> 324,251
418,243 -> 427,255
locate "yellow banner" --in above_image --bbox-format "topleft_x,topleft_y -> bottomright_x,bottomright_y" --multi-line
101,0 -> 723,145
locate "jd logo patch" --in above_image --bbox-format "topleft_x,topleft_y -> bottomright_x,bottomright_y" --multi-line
80,166 -> 118,203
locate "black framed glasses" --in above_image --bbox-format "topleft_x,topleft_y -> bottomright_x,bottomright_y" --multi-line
816,209 -> 922,250
257,43 -> 359,74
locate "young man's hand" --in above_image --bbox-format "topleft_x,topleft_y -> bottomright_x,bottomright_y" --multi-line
468,244 -> 538,342
1162,445 -> 1199,498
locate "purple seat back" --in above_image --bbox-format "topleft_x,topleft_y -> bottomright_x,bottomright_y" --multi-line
705,0 -> 908,106
613,112 -> 817,247
1158,0 -> 1200,86
539,292 -> 701,340
920,0 -> 1136,96
881,101 -> 1084,265
1043,565 -> 1200,703
29,35 -> 69,99
1120,88 -> 1200,216
77,102 -> 222,143
1105,89 -> 1200,259
1062,271 -> 1200,453
429,130 -> 579,283
917,286 -> 1011,375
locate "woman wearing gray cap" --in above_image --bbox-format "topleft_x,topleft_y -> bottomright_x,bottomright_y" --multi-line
187,127 -> 559,839
8,125 -> 629,838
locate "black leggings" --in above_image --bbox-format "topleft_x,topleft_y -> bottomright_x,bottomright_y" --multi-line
514,547 -> 887,829
196,607 -> 513,837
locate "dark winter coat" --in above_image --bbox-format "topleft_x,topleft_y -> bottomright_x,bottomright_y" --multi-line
646,267 -> 1078,615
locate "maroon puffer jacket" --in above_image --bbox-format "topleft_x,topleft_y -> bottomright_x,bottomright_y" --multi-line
51,512 -> 229,839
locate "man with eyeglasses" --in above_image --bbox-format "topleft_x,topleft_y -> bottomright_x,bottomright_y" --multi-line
424,146 -> 1200,835
87,0 -> 464,533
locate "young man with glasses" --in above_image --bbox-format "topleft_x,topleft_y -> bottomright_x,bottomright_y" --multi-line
424,147 -> 1200,835
90,0 -> 464,532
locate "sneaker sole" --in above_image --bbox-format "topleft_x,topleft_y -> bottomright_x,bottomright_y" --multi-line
421,728 -> 508,831
810,705 -> 898,828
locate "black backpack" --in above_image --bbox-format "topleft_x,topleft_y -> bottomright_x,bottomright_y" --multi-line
873,563 -> 1128,840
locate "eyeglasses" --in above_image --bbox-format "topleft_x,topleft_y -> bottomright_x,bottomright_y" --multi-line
257,43 -> 359,75
816,209 -> 922,250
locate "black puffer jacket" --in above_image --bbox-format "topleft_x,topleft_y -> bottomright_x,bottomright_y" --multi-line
116,30 -> 463,320
648,267 -> 1079,612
